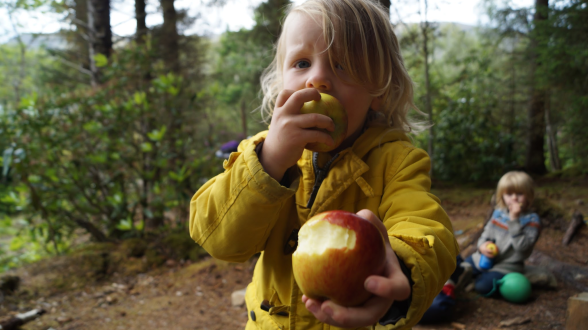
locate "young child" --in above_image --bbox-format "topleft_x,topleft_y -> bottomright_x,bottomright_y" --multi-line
421,171 -> 540,323
466,170 -> 541,294
189,0 -> 458,329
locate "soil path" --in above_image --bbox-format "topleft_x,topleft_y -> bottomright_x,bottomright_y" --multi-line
1,181 -> 587,330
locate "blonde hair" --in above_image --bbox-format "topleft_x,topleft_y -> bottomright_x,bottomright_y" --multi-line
259,0 -> 427,132
496,171 -> 535,211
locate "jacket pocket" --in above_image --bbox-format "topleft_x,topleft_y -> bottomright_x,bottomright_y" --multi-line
245,282 -> 289,330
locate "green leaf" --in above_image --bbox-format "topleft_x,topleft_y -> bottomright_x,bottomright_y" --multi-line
140,142 -> 153,152
95,53 -> 108,67
147,126 -> 167,142
116,218 -> 133,231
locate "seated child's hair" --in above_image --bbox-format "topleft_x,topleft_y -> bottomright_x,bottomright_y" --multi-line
259,0 -> 427,133
495,171 -> 535,211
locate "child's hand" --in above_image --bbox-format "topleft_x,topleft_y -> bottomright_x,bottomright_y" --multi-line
260,88 -> 335,181
479,241 -> 496,258
508,202 -> 522,220
301,209 -> 411,328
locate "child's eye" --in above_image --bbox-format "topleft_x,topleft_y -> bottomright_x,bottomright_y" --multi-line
335,63 -> 344,70
295,60 -> 310,69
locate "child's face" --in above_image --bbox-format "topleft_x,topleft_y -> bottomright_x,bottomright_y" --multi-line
503,191 -> 527,211
281,13 -> 380,145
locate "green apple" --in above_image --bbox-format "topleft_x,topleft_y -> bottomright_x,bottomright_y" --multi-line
292,210 -> 386,307
299,93 -> 348,152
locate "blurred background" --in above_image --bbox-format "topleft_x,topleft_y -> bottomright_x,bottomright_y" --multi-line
0,0 -> 586,276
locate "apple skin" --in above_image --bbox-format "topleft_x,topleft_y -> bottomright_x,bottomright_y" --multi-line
292,210 -> 386,307
487,242 -> 499,257
299,93 -> 348,153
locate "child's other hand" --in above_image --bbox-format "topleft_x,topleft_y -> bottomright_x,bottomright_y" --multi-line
302,209 -> 411,328
260,88 -> 335,182
479,241 -> 496,258
508,202 -> 522,220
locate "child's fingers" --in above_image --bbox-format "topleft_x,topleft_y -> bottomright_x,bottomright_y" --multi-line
364,273 -> 410,302
275,89 -> 296,108
356,209 -> 391,246
280,88 -> 321,115
317,297 -> 391,328
296,113 -> 335,132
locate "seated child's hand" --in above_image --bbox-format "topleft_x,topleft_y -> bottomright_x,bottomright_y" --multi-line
302,209 -> 411,328
479,241 -> 496,258
508,202 -> 522,220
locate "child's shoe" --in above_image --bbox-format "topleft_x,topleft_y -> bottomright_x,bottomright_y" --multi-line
454,262 -> 473,294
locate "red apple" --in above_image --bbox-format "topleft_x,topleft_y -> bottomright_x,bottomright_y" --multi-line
299,93 -> 348,152
292,210 -> 386,307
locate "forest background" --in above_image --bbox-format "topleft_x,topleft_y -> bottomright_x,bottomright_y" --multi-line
0,0 -> 586,274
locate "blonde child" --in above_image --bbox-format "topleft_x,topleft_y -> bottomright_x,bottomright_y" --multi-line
468,170 -> 541,293
190,0 -> 458,329
421,171 -> 540,323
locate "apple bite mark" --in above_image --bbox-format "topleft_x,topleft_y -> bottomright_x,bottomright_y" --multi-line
295,217 -> 357,255
292,211 -> 387,307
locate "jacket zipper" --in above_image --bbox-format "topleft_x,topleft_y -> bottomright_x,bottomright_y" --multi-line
306,152 -> 339,209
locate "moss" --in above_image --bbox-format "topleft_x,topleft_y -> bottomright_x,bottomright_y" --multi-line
119,238 -> 148,258
161,231 -> 208,261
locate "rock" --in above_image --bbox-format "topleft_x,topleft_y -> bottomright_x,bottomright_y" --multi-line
450,321 -> 466,329
524,265 -> 558,288
499,316 -> 531,327
566,292 -> 588,330
56,316 -> 72,324
231,288 -> 247,307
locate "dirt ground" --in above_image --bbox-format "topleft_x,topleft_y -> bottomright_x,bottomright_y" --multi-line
1,179 -> 587,330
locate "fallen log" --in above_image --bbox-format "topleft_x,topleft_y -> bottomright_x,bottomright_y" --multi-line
562,211 -> 585,246
0,309 -> 46,330
528,250 -> 588,291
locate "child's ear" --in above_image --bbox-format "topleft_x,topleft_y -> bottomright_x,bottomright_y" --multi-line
370,96 -> 383,111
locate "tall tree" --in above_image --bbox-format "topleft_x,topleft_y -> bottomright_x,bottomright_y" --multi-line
525,0 -> 548,175
420,0 -> 435,178
87,0 -> 112,85
160,0 -> 180,73
135,0 -> 148,43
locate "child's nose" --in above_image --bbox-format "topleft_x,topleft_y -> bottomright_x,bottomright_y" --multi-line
306,66 -> 332,90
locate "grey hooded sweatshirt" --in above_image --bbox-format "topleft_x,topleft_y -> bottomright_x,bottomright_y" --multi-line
471,208 -> 541,274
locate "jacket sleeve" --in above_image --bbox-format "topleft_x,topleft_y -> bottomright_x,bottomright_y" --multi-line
377,146 -> 459,329
189,135 -> 296,262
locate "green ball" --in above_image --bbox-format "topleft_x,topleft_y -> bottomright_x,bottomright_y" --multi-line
498,272 -> 532,303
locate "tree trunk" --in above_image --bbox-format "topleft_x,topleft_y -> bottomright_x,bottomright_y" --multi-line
421,0 -> 434,178
545,92 -> 561,171
160,0 -> 180,73
241,99 -> 248,138
525,0 -> 548,175
87,0 -> 112,85
135,0 -> 147,43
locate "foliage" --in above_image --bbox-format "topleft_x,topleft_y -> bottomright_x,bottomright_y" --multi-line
3,41 -> 224,251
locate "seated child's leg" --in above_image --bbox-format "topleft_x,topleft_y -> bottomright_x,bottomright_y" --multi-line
464,255 -> 481,275
419,287 -> 456,324
474,271 -> 504,295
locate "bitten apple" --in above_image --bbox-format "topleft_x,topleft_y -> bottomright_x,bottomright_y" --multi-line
299,93 -> 348,152
292,210 -> 386,307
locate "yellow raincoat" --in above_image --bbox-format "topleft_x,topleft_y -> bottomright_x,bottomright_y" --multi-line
190,126 -> 458,329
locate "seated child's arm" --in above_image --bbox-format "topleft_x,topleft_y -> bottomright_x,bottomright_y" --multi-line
188,133 -> 296,262
508,213 -> 541,252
